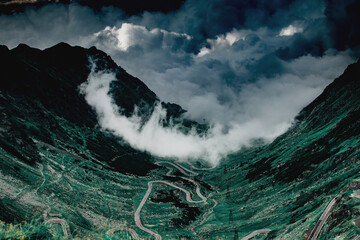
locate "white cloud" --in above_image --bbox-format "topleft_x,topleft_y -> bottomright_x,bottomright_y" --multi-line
80,66 -> 290,165
93,23 -> 192,52
0,3 -> 355,165
279,24 -> 303,36
197,29 -> 249,57
80,49 -> 353,166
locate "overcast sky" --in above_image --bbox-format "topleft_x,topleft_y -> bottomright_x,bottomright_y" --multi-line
1,0 -> 359,164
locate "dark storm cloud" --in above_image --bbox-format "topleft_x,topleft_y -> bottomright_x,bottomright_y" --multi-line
0,4 -> 122,49
272,0 -> 360,59
136,0 -> 359,58
324,0 -> 360,51
132,0 -> 319,43
0,0 -> 185,15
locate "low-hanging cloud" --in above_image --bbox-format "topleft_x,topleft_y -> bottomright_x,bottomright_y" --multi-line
1,0 -> 359,164
80,48 -> 353,166
80,66 -> 292,165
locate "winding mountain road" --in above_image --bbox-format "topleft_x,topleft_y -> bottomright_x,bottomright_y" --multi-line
156,161 -> 199,176
353,235 -> 360,240
241,229 -> 271,240
184,161 -> 216,171
134,180 -> 208,240
134,160 -> 215,240
106,227 -> 140,239
306,196 -> 338,240
45,218 -> 71,237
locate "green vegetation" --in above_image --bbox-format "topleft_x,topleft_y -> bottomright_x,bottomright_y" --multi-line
1,44 -> 360,239
0,220 -> 52,240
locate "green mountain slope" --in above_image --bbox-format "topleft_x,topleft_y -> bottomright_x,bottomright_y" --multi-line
202,59 -> 360,239
0,42 -> 360,239
0,43 -> 208,239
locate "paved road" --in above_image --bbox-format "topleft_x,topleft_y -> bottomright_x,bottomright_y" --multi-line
156,161 -> 198,176
241,229 -> 271,240
306,197 -> 338,240
190,197 -> 219,239
184,161 -> 216,171
353,235 -> 360,240
106,227 -> 140,239
200,198 -> 218,225
134,161 -> 215,240
134,180 -> 207,240
156,161 -> 207,202
45,218 -> 71,237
